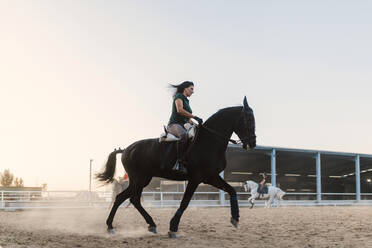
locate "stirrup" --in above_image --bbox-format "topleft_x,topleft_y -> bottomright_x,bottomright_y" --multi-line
172,160 -> 188,174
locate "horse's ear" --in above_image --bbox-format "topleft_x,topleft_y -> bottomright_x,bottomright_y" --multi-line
243,96 -> 249,109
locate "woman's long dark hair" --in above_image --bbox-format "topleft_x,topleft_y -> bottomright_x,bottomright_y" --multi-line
169,81 -> 194,97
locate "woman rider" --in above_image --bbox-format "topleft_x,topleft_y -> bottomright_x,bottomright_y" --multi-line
167,81 -> 203,173
257,172 -> 267,197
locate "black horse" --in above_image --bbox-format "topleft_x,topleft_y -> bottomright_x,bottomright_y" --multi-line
96,96 -> 256,238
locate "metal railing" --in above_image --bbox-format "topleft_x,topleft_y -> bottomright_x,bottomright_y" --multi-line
1,190 -> 372,210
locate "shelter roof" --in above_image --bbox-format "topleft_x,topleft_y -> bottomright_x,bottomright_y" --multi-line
225,145 -> 372,182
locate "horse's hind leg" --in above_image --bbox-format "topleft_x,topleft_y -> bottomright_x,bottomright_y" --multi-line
266,197 -> 273,208
130,180 -> 157,233
106,185 -> 132,232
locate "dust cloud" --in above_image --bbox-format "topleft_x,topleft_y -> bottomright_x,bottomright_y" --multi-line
1,207 -> 149,238
2,206 -> 372,248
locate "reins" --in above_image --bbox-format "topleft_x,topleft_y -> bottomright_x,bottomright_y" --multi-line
183,124 -> 239,161
199,124 -> 251,145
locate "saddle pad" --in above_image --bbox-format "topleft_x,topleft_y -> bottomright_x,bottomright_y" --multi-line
159,133 -> 179,142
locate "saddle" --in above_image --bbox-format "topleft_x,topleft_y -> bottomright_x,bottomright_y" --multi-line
159,123 -> 197,143
158,123 -> 198,173
257,185 -> 268,195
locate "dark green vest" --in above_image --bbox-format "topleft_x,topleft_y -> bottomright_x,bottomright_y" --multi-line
168,93 -> 192,125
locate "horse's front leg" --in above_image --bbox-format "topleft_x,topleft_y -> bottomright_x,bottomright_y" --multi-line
168,180 -> 199,238
248,196 -> 253,208
208,176 -> 240,228
248,196 -> 254,209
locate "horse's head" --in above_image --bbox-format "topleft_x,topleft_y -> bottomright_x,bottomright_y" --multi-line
244,180 -> 254,191
234,96 -> 256,150
244,180 -> 257,192
243,181 -> 249,192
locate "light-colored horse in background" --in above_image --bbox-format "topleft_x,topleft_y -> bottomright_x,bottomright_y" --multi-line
244,180 -> 286,208
110,177 -> 130,209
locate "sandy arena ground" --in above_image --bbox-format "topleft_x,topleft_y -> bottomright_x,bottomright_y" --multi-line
1,206 -> 372,248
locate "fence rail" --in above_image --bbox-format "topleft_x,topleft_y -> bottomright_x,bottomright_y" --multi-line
1,190 -> 372,210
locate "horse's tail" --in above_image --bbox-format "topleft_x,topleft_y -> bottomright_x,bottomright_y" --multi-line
277,189 -> 286,200
95,148 -> 125,183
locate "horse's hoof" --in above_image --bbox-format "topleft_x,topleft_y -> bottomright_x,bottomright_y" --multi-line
148,226 -> 157,234
230,217 -> 239,228
107,228 -> 115,235
250,205 -> 254,209
168,231 -> 178,238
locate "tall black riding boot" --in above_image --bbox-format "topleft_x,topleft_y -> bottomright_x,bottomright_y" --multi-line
172,135 -> 188,174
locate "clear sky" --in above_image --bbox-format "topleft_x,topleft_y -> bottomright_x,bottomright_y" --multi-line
1,1 -> 371,190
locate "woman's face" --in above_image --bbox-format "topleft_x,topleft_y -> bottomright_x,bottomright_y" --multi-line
183,85 -> 194,97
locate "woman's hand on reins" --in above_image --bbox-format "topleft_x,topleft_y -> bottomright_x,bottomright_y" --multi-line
193,116 -> 203,125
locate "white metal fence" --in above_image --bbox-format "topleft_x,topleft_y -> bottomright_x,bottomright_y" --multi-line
1,190 -> 372,210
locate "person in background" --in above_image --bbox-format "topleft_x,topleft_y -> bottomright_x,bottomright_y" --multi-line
257,172 -> 266,197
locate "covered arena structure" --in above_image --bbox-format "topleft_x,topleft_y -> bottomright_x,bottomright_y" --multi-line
143,144 -> 372,205
225,145 -> 372,202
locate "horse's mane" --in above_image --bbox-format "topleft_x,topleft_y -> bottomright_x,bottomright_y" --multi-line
204,106 -> 243,125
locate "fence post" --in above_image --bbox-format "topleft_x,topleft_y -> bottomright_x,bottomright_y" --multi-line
219,171 -> 225,205
316,152 -> 322,203
270,149 -> 277,206
1,191 -> 3,208
271,149 -> 277,187
355,154 -> 361,203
